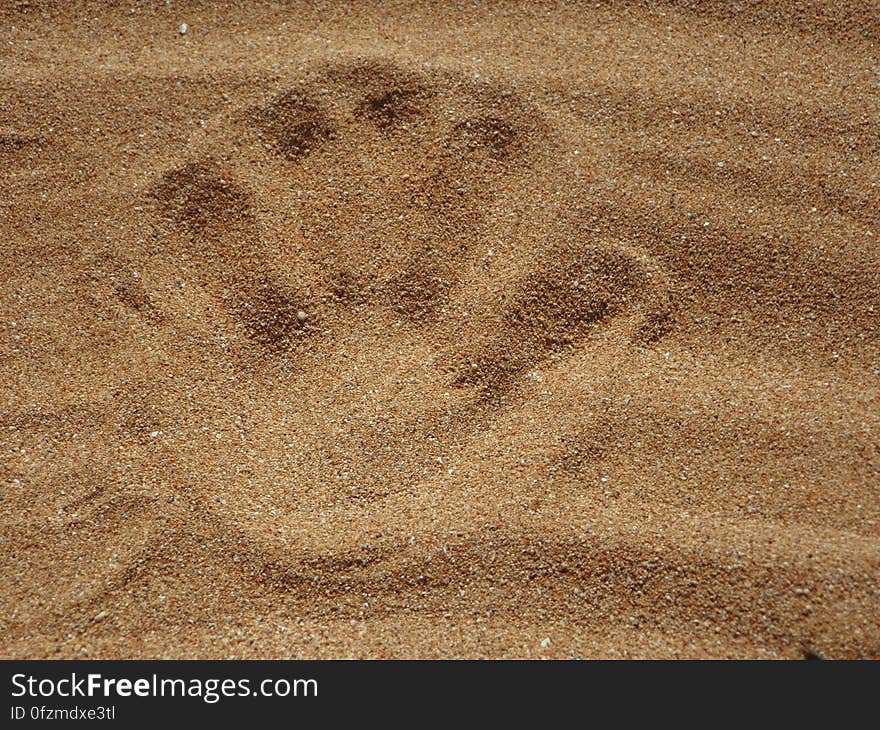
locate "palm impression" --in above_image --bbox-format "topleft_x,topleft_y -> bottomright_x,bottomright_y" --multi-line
138,56 -> 675,560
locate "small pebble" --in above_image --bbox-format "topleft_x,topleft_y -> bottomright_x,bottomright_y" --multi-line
296,310 -> 307,322
178,23 -> 188,35
540,638 -> 551,649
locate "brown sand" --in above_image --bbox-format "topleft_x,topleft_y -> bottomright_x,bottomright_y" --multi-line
1,1 -> 878,660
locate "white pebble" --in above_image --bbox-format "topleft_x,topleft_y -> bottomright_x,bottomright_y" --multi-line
540,638 -> 551,649
296,310 -> 307,322
178,23 -> 188,35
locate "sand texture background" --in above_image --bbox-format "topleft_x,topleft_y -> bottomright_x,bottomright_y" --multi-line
1,1 -> 878,659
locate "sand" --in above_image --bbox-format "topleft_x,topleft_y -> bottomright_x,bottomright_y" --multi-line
1,1 -> 878,659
